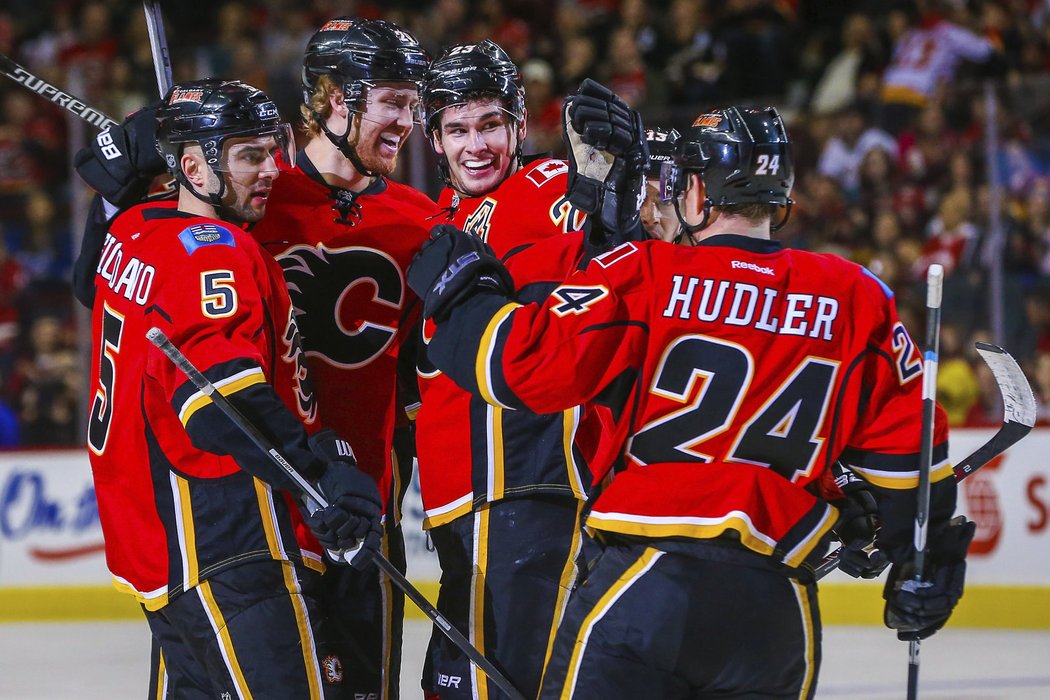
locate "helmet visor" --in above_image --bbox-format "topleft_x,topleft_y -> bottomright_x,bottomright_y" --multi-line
657,160 -> 678,204
357,82 -> 424,125
215,123 -> 296,172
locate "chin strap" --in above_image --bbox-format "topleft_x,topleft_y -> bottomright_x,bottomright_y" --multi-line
313,109 -> 379,178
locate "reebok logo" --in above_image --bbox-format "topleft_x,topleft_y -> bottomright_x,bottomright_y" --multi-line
731,260 -> 774,276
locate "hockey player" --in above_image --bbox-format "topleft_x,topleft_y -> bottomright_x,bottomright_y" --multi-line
85,78 -> 382,698
248,18 -> 437,699
641,126 -> 683,243
415,40 -> 595,700
72,19 -> 437,698
407,102 -> 974,698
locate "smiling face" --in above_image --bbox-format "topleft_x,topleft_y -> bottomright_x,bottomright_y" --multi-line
432,97 -> 526,196
348,82 -> 420,175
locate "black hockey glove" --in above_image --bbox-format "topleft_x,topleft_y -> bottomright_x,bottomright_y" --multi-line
563,79 -> 649,244
407,224 -> 514,323
884,515 -> 975,641
830,463 -> 889,579
74,100 -> 167,209
302,429 -> 383,570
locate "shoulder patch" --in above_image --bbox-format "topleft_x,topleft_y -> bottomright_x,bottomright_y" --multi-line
861,266 -> 894,299
525,159 -> 569,187
178,223 -> 236,255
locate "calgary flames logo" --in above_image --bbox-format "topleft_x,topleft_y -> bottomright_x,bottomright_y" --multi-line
283,307 -> 317,424
693,114 -> 723,128
279,244 -> 404,369
321,655 -> 344,684
170,88 -> 204,104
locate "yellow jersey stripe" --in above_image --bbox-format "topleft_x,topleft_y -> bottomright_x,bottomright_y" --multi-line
253,478 -> 284,560
198,580 -> 253,699
488,405 -> 506,502
178,368 -> 267,426
561,548 -> 663,699
562,407 -> 585,499
541,502 -> 583,689
849,458 -> 953,489
173,473 -> 199,591
586,511 -> 778,556
791,579 -> 818,700
280,562 -> 323,699
472,507 -> 491,700
475,303 -> 520,409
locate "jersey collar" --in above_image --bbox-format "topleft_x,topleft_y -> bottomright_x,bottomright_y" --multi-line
695,234 -> 782,254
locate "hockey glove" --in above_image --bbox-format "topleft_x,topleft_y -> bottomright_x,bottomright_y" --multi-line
407,224 -> 514,323
302,429 -> 383,568
74,100 -> 167,209
884,515 -> 975,641
563,79 -> 649,244
830,463 -> 889,579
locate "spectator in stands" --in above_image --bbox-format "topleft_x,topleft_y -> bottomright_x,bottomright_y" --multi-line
937,321 -> 982,426
809,13 -> 885,115
899,103 -> 959,187
914,187 -> 980,279
8,190 -> 71,283
521,58 -> 563,155
663,0 -> 723,104
878,0 -> 999,135
817,101 -> 898,199
12,313 -> 80,446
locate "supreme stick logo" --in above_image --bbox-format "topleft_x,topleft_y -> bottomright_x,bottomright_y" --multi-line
170,88 -> 204,104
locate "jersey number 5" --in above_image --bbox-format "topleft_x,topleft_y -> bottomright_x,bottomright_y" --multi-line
88,304 -> 124,455
628,334 -> 838,483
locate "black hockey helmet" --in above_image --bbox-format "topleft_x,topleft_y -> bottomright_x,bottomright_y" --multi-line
301,18 -> 429,109
673,106 -> 794,232
423,40 -> 526,190
156,79 -> 293,206
423,40 -> 525,135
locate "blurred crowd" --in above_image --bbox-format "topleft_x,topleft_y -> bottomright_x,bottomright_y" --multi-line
1,0 -> 1050,446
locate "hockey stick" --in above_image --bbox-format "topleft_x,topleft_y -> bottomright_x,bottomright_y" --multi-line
142,0 -> 173,96
146,327 -> 527,700
0,53 -> 116,129
815,340 -> 1036,581
906,263 -> 944,700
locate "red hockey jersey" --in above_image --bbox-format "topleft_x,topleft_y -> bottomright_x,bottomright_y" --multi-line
416,158 -> 591,527
428,234 -> 957,568
252,160 -> 438,514
88,202 -> 323,609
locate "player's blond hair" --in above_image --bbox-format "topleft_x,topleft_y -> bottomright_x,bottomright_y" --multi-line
300,74 -> 343,138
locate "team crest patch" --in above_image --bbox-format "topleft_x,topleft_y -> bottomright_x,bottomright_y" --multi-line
178,223 -> 236,255
322,655 -> 344,683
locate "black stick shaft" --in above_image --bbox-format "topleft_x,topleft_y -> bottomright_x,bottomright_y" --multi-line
142,1 -> 173,97
907,263 -> 944,700
0,53 -> 116,130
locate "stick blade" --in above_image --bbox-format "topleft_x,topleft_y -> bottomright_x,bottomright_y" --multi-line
974,342 -> 1036,427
